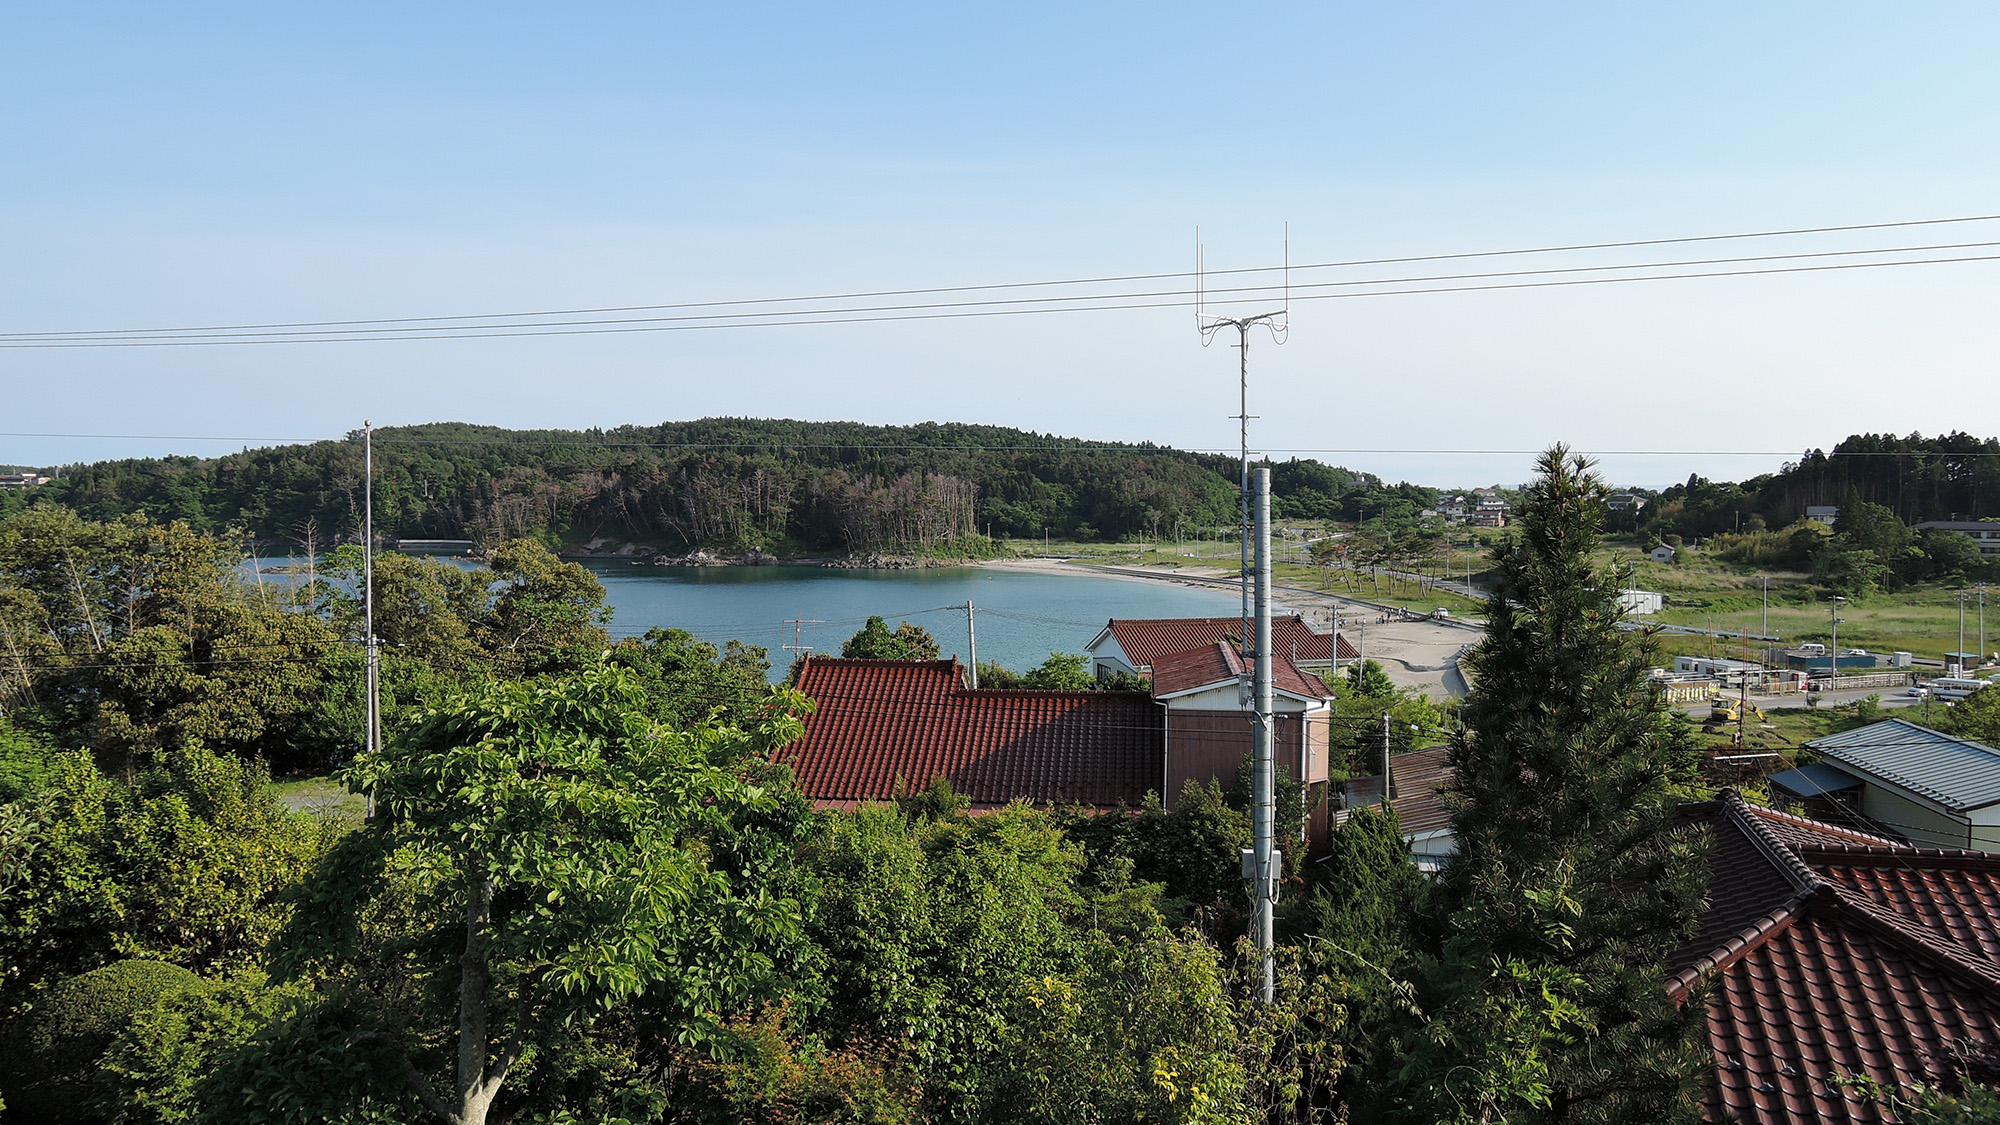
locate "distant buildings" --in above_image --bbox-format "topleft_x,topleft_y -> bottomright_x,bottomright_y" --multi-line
1618,589 -> 1664,615
1649,544 -> 1677,563
1606,491 -> 1646,513
1914,519 -> 2000,558
1435,490 -> 1509,527
1803,504 -> 1840,524
0,472 -> 50,491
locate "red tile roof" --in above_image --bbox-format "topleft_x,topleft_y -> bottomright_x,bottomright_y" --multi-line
1671,792 -> 2000,1122
784,657 -> 1163,808
1097,616 -> 1357,670
1149,641 -> 1333,702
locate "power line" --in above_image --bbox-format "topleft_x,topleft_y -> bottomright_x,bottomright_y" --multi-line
7,211 -> 1997,342
4,217 -> 2000,348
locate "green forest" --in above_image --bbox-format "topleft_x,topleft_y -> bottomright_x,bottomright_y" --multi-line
1,420 -> 1439,555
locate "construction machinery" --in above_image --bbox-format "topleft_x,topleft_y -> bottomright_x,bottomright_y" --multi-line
1709,695 -> 1766,724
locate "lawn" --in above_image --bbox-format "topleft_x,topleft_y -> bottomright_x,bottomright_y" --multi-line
270,774 -> 366,825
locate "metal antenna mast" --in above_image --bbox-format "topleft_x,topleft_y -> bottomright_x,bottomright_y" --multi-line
1197,226 -> 1290,658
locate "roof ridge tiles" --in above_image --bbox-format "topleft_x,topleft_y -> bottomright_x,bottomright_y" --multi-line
1738,797 -> 1901,847
1797,842 -> 2000,871
1667,892 -> 1813,1002
1722,790 -> 1824,895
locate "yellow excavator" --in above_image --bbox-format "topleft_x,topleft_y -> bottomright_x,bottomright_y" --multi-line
1709,695 -> 1766,724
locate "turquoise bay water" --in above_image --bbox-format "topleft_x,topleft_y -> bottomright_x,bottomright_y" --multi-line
581,563 -> 1243,680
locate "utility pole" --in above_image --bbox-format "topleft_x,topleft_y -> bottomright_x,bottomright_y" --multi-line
782,614 -> 825,668
1245,468 -> 1277,1004
1980,586 -> 1988,664
965,601 -> 979,687
1381,711 -> 1393,804
1761,576 -> 1769,640
1957,591 -> 1970,674
363,422 -> 380,821
1829,596 -> 1845,692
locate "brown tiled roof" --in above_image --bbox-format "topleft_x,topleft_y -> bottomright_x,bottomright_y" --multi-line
1671,792 -> 2000,1123
784,657 -> 1162,808
1149,641 -> 1333,702
1099,616 -> 1357,669
1343,745 -> 1455,836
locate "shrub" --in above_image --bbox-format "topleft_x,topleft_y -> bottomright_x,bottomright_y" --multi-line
3,959 -> 205,1121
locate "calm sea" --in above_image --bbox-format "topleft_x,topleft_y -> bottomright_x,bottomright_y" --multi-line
248,556 -> 1252,682
581,563 -> 1244,680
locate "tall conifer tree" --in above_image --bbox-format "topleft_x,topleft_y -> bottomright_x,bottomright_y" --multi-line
1388,446 -> 1709,1125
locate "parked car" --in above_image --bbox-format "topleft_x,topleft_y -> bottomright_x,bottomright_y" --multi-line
1908,686 -> 1931,698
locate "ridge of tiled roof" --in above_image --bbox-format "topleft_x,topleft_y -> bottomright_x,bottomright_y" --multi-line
1673,789 -> 2000,1123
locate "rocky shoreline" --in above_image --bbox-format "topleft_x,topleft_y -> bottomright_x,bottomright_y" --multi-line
559,545 -> 956,570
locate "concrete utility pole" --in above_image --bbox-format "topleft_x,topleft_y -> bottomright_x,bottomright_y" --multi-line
1829,596 -> 1845,690
363,421 -> 380,762
1381,712 -> 1393,804
1247,468 -> 1278,1005
965,601 -> 979,688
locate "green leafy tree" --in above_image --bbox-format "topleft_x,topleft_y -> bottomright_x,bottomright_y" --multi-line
478,540 -> 613,674
273,663 -> 812,1125
1387,446 -> 1710,1125
1344,659 -> 1396,698
839,616 -> 940,661
1022,651 -> 1093,690
607,627 -> 775,729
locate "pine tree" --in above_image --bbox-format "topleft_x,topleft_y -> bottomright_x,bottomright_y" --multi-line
1386,446 -> 1710,1125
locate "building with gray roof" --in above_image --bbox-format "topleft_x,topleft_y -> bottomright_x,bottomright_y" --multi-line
1788,719 -> 2000,851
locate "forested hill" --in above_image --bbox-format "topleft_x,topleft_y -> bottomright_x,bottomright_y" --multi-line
1635,431 -> 2000,540
14,419 -> 1437,554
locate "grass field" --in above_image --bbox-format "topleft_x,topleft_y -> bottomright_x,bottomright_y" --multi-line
271,775 -> 366,825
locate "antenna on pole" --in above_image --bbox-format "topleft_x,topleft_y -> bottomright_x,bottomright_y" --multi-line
1196,226 -> 1292,660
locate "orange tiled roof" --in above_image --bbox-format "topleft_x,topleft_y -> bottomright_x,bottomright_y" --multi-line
1100,616 -> 1357,670
1670,792 -> 2000,1123
784,657 -> 1162,808
1149,641 -> 1333,702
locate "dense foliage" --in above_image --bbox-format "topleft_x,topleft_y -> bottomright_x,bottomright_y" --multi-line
27,419 -> 1438,553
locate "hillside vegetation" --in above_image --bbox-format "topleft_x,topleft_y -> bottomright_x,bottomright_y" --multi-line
11,419 -> 1438,556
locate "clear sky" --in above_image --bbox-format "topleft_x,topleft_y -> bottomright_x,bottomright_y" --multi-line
4,3 -> 1997,487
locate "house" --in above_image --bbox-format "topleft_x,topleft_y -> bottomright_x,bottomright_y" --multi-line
1085,616 -> 1355,682
1439,495 -> 1470,524
0,473 -> 49,491
1804,504 -> 1840,525
1650,544 -> 1677,563
1777,719 -> 2000,850
1618,589 -> 1664,615
1914,520 -> 2000,558
1669,791 -> 2000,1123
783,658 -> 1163,810
1338,744 -> 1457,873
784,649 -> 1339,843
1469,490 -> 1509,529
1606,491 -> 1646,513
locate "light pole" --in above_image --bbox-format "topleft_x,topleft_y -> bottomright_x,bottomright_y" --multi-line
1761,576 -> 1769,639
1829,596 -> 1845,693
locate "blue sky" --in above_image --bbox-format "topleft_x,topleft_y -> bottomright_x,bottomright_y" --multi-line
4,3 -> 1998,486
